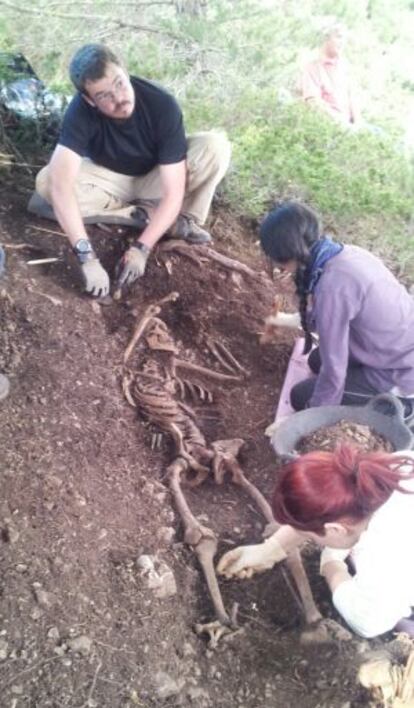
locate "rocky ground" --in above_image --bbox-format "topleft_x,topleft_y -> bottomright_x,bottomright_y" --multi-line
0,181 -> 395,707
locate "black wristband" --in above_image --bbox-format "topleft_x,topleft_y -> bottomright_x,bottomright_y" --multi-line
131,241 -> 151,256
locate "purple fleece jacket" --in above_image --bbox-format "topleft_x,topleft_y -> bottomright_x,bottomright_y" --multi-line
309,245 -> 414,406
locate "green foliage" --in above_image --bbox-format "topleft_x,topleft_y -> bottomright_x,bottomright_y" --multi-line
226,102 -> 414,219
1,0 -> 414,271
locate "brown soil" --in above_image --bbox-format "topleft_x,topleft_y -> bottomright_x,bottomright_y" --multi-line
297,421 -> 394,455
0,181 -> 391,707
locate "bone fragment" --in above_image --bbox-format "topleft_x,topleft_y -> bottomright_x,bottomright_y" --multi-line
173,358 -> 242,382
123,292 -> 179,363
168,459 -> 232,627
209,339 -> 249,376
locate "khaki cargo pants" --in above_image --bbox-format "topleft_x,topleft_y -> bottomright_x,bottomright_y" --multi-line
33,131 -> 231,225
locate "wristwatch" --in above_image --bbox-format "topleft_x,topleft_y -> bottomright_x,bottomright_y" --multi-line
73,238 -> 96,264
131,241 -> 151,256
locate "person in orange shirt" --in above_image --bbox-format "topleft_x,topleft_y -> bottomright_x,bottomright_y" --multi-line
300,23 -> 361,127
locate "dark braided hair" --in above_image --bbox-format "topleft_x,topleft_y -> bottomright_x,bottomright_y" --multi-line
260,202 -> 321,354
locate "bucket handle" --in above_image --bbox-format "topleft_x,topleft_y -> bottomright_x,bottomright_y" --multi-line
364,393 -> 405,422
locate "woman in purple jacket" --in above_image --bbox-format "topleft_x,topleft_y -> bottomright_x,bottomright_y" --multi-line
260,202 -> 414,414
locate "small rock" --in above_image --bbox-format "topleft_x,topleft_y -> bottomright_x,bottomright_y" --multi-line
33,587 -> 54,608
68,635 -> 93,656
162,510 -> 175,524
0,638 -> 8,661
153,671 -> 184,700
182,642 -> 196,658
143,482 -> 154,497
31,607 -> 43,620
11,685 -> 23,695
152,562 -> 177,599
53,645 -> 66,656
154,491 -> 167,504
137,555 -> 155,573
6,525 -> 20,544
187,686 -> 210,704
47,627 -> 60,642
156,526 -> 175,545
15,564 -> 28,573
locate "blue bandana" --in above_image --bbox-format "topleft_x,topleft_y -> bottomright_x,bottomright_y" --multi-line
305,237 -> 344,293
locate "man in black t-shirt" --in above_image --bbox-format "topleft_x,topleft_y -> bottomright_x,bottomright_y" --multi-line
28,44 -> 231,297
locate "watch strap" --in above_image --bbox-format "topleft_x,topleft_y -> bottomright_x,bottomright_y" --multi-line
131,241 -> 151,256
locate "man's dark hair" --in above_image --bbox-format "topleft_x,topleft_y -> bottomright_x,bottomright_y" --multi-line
69,44 -> 121,93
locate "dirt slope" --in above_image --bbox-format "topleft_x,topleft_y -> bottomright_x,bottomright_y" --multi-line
0,192 -> 380,707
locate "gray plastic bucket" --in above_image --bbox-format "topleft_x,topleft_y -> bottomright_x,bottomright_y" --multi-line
271,393 -> 414,461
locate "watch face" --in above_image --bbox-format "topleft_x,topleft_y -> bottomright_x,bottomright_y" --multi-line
75,239 -> 92,254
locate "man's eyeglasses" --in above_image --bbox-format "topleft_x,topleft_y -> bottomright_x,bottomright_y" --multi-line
93,75 -> 128,106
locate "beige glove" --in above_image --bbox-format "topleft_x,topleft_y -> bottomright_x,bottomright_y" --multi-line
116,243 -> 150,287
217,534 -> 287,580
319,547 -> 350,576
265,311 -> 301,329
81,258 -> 110,297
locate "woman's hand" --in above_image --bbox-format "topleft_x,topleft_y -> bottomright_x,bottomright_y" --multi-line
217,535 -> 287,579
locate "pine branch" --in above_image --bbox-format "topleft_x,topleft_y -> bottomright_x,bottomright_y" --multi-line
0,0 -> 182,39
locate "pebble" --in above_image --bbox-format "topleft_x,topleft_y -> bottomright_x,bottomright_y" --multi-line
47,627 -> 60,642
154,492 -> 167,504
6,525 -> 20,544
0,638 -> 8,660
182,642 -> 196,657
153,671 -> 184,700
15,564 -> 28,573
53,645 -> 66,657
137,555 -> 177,598
68,635 -> 93,656
33,587 -> 54,608
11,685 -> 23,695
156,526 -> 175,545
187,686 -> 210,704
31,607 -> 43,620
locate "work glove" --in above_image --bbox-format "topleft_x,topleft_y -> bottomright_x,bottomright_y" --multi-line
81,258 -> 110,297
116,243 -> 150,287
264,311 -> 301,328
217,534 -> 287,580
319,547 -> 350,576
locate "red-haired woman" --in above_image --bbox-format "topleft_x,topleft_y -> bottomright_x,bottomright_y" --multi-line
217,444 -> 414,638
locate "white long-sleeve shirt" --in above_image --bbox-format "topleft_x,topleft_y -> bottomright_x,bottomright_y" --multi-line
329,453 -> 414,638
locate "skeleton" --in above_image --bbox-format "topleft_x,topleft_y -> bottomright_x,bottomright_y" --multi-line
123,290 -> 350,646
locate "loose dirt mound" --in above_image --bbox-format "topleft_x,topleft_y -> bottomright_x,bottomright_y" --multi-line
297,421 -> 393,454
0,190 -> 380,707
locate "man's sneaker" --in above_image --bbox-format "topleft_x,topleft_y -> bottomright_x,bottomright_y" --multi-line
168,214 -> 212,244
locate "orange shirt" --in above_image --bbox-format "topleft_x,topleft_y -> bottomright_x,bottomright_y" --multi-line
301,55 -> 357,124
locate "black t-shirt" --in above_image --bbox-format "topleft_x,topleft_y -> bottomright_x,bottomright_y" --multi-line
58,76 -> 187,176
